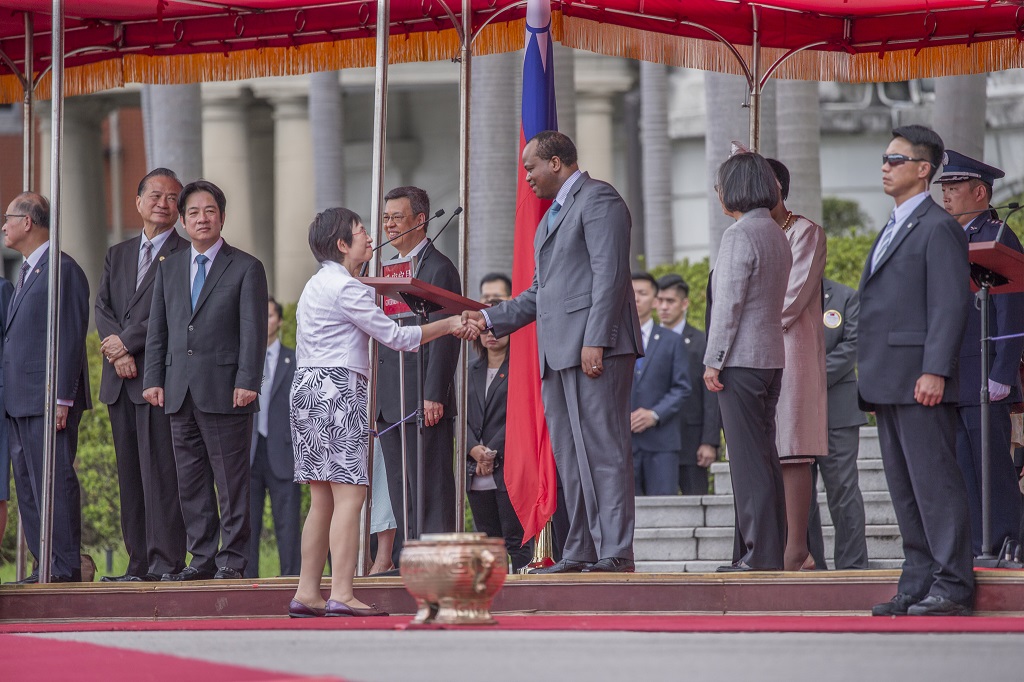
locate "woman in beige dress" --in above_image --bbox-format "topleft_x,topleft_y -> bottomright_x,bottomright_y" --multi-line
767,159 -> 828,571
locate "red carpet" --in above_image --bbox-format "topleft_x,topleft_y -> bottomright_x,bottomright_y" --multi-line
0,633 -> 345,681
2,613 -> 1023,634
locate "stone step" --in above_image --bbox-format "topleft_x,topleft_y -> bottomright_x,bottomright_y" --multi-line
634,495 -> 706,528
858,427 -> 881,460
695,491 -> 896,528
710,458 -> 889,496
634,558 -> 903,573
635,525 -> 903,562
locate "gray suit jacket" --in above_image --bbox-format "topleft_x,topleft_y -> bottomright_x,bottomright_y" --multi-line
144,240 -> 269,415
857,197 -> 970,408
823,278 -> 868,429
705,207 -> 792,370
487,172 -> 643,371
95,230 -> 189,405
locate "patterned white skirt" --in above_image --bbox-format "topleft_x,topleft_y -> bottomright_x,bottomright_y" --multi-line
290,366 -> 369,485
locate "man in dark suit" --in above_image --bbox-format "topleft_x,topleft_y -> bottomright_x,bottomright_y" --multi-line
631,272 -> 690,496
94,168 -> 188,582
376,186 -> 461,565
807,278 -> 869,570
143,179 -> 269,581
860,125 -> 974,616
2,192 -> 90,583
0,278 -> 13,545
936,150 -> 1024,557
246,295 -> 301,578
462,131 -> 643,574
656,273 -> 721,495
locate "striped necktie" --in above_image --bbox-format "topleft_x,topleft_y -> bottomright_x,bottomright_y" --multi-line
871,212 -> 898,273
136,241 -> 153,291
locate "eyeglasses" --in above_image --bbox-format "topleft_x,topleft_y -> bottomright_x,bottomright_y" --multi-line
352,224 -> 368,237
882,154 -> 928,167
2,213 -> 26,222
381,214 -> 407,224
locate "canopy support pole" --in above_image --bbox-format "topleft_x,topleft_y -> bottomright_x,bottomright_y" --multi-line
748,6 -> 761,152
454,0 -> 472,535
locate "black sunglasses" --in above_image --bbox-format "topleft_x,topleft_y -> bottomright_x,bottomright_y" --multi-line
882,153 -> 928,167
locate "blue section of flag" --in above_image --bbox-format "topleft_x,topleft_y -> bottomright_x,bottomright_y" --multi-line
522,22 -> 557,138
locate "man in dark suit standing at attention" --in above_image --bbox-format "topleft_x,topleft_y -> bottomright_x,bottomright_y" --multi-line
807,278 -> 869,570
860,125 -> 974,616
656,273 -> 721,495
376,186 -> 461,565
246,295 -> 300,578
95,168 -> 188,582
3,192 -> 90,583
630,272 -> 690,495
936,150 -> 1024,558
144,179 -> 268,581
461,131 -> 643,574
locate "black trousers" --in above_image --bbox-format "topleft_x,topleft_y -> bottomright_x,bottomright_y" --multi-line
169,391 -> 253,573
246,434 -> 301,577
468,487 -> 534,571
108,389 -> 186,576
806,425 -> 869,570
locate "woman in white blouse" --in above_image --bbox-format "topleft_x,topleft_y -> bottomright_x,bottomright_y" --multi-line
288,207 -> 468,618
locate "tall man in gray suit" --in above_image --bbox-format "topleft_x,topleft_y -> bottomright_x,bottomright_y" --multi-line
861,125 -> 974,616
3,192 -> 91,583
95,168 -> 188,582
144,179 -> 269,581
807,278 -> 869,570
461,131 -> 643,574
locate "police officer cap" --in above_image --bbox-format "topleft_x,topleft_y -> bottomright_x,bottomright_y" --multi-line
934,149 -> 1005,186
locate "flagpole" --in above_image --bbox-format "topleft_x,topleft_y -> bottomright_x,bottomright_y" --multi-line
454,0 -> 472,533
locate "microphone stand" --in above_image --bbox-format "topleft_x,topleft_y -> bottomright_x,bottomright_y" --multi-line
359,209 -> 445,277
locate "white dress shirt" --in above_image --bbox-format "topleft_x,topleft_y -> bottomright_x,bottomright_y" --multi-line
140,227 -> 173,262
640,318 -> 654,350
190,237 -> 224,291
295,260 -> 422,377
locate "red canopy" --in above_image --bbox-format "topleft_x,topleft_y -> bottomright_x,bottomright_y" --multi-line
0,1 -> 1022,102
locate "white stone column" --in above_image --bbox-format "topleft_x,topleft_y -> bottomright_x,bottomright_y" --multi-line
141,83 -> 203,182
574,54 -> 634,186
271,95 -> 317,303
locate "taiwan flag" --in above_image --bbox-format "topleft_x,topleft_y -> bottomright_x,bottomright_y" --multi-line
503,0 -> 558,543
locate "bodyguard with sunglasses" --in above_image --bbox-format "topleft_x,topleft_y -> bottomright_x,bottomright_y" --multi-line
858,125 -> 975,616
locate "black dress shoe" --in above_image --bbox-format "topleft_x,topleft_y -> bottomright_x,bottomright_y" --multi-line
716,562 -> 754,573
7,572 -> 39,585
871,593 -> 921,616
907,595 -> 973,617
214,567 -> 242,580
101,574 -> 143,582
161,566 -> 215,581
141,573 -> 163,582
582,557 -> 635,573
529,559 -> 593,575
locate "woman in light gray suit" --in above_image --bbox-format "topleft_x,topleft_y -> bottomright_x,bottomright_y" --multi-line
704,152 -> 793,571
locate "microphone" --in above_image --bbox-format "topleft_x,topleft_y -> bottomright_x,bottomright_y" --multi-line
413,207 -> 463,279
949,203 -> 1020,219
371,208 -> 445,252
994,203 -> 1023,247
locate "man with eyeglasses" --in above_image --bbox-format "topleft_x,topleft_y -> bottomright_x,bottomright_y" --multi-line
2,192 -> 91,583
935,151 -> 1024,560
858,125 -> 974,616
375,185 -> 461,566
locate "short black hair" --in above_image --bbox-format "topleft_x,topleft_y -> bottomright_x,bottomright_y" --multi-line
631,271 -> 659,293
268,295 -> 283,320
528,130 -> 578,167
137,168 -> 181,197
766,158 -> 790,202
11,192 -> 49,228
892,124 -> 944,181
178,179 -> 226,218
480,272 -> 512,297
308,207 -> 361,264
384,186 -> 430,223
716,152 -> 780,214
657,273 -> 690,298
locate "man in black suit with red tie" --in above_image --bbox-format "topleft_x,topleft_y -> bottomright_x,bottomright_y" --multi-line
144,179 -> 268,581
95,168 -> 188,582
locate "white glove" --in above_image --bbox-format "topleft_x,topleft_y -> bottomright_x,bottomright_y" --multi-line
989,379 -> 1011,402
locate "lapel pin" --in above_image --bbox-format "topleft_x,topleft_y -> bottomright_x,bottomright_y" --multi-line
653,334 -> 660,341
159,256 -> 165,261
499,373 -> 505,379
684,337 -> 691,344
285,357 -> 291,364
34,268 -> 40,274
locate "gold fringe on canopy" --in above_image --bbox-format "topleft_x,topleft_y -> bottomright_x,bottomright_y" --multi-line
560,14 -> 1024,84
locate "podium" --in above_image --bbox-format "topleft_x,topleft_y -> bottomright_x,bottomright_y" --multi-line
968,240 -> 1024,567
361,276 -> 486,542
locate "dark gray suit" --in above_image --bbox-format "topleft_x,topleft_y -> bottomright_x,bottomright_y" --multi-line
487,172 -> 643,563
673,322 -> 721,495
5,248 -> 91,579
631,324 -> 690,495
858,195 -> 974,605
95,231 -> 188,577
144,240 -> 268,573
807,279 -> 869,570
246,342 -> 301,578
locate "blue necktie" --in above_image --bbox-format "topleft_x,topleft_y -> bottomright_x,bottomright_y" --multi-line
871,212 -> 898,273
191,254 -> 208,311
547,201 -> 562,234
